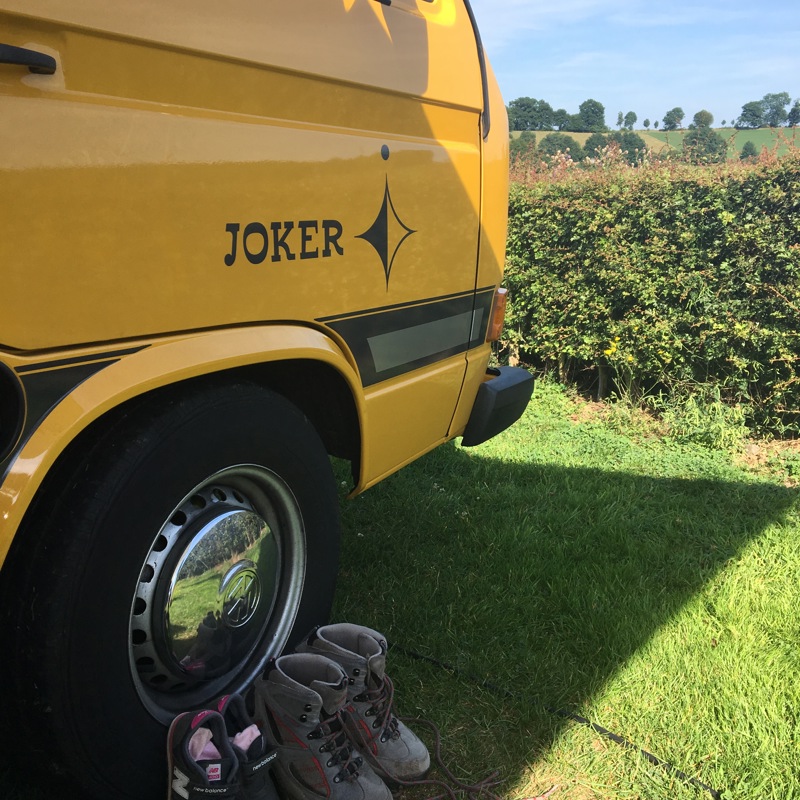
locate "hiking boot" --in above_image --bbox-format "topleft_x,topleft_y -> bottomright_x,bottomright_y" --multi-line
167,709 -> 240,800
213,693 -> 280,800
296,624 -> 430,783
253,653 -> 392,800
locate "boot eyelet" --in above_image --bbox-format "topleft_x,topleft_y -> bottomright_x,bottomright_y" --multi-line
300,714 -> 307,722
353,669 -> 360,676
348,678 -> 354,685
304,704 -> 313,712
372,720 -> 380,729
334,776 -> 341,783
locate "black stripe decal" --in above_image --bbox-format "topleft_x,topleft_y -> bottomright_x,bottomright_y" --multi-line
1,360 -> 123,479
317,286 -> 496,324
2,345 -> 149,478
323,290 -> 494,386
14,345 -> 147,374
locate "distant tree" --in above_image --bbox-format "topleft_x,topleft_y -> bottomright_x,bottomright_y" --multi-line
609,131 -> 648,164
616,111 -> 624,129
509,130 -> 537,160
762,92 -> 790,127
553,108 -> 570,130
740,140 -> 758,160
624,111 -> 637,130
788,100 -> 800,127
538,132 -> 582,161
736,100 -> 765,129
507,97 -> 555,131
507,97 -> 531,131
583,132 -> 609,160
654,120 -> 659,129
683,126 -> 727,163
643,118 -> 651,130
578,98 -> 607,132
721,120 -> 727,127
662,107 -> 685,131
692,109 -> 714,128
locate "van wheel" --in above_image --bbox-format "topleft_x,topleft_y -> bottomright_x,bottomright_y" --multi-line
5,383 -> 339,800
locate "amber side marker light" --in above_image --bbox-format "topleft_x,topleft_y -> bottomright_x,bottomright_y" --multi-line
486,287 -> 508,342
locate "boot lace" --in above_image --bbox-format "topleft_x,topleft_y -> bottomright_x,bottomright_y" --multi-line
354,674 -> 401,743
347,708 -> 505,800
307,711 -> 363,784
349,676 -> 504,797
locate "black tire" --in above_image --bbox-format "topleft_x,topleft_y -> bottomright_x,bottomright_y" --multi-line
1,382 -> 339,799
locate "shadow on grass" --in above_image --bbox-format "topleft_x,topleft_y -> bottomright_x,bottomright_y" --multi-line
332,441 -> 799,797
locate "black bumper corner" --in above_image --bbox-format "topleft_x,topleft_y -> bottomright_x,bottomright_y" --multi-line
460,366 -> 534,447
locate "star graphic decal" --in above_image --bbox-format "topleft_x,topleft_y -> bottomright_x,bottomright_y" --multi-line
356,177 -> 416,289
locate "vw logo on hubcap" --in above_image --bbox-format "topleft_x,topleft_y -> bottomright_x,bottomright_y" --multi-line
219,561 -> 262,629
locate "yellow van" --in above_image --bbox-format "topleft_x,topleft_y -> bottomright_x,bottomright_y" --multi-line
0,1 -> 532,796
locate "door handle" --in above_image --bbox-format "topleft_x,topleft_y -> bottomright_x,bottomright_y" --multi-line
0,43 -> 56,75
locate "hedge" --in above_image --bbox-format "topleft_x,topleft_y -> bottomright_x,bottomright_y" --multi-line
505,152 -> 800,435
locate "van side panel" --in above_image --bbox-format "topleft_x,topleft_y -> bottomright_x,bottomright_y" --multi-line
0,2 -> 483,351
0,0 -> 494,555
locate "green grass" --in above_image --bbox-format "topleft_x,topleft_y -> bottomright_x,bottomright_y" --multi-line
4,380 -> 800,798
331,381 -> 800,799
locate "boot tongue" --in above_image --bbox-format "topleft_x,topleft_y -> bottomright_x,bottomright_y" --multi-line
357,631 -> 386,681
310,668 -> 347,716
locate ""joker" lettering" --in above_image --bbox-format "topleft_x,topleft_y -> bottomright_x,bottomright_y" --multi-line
224,219 -> 344,266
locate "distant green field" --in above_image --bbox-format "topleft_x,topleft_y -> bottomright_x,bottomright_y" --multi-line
647,126 -> 799,155
511,127 -> 800,156
510,130 -> 668,153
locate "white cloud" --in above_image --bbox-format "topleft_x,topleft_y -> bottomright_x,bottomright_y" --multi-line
469,0 -> 628,51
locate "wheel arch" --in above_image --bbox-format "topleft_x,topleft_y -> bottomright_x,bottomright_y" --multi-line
0,325 -> 364,568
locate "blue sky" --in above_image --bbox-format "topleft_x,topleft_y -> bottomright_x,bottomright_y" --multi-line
468,0 -> 800,128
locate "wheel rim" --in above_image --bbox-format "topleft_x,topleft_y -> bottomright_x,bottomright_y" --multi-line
128,465 -> 306,722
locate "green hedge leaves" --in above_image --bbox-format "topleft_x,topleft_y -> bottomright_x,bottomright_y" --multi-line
505,154 -> 800,435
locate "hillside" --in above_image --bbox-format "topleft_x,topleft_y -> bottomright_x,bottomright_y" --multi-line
511,127 -> 800,156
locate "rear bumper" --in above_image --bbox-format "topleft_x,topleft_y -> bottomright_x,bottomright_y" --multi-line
460,366 -> 534,447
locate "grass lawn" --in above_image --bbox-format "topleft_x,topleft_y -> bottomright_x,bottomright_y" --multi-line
4,381 -> 799,799
332,381 -> 800,799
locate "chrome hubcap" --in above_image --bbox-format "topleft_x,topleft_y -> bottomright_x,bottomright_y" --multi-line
129,465 -> 306,721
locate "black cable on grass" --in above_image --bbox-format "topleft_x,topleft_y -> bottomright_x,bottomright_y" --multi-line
389,642 -> 723,800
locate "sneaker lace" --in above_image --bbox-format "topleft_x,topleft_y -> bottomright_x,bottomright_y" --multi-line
307,710 -> 363,784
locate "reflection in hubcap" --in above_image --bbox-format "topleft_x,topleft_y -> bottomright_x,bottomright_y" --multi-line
129,464 -> 306,723
164,506 -> 277,681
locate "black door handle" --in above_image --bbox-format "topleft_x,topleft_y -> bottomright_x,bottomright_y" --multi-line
0,43 -> 56,75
